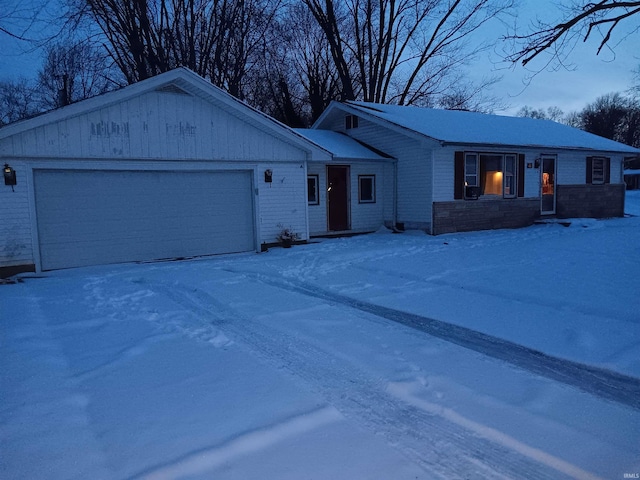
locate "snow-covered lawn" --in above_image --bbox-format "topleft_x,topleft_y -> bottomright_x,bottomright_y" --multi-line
2,192 -> 640,479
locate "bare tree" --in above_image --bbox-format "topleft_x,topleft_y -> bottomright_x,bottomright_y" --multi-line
68,0 -> 280,97
0,78 -> 41,125
579,92 -> 640,147
516,105 -> 565,122
37,41 -> 117,109
301,0 -> 514,106
436,75 -> 505,112
505,1 -> 640,66
251,1 -> 342,126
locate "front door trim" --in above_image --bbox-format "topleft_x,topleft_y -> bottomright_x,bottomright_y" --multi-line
326,165 -> 350,231
540,155 -> 557,215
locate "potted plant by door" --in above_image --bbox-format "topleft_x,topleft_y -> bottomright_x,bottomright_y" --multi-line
276,224 -> 300,248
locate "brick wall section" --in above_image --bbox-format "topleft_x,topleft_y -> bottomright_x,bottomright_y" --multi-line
556,184 -> 625,218
433,198 -> 540,235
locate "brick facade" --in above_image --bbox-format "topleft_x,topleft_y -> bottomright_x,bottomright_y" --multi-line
556,184 -> 625,218
432,198 -> 540,235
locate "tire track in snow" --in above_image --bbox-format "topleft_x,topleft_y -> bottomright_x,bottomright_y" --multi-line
231,270 -> 640,411
134,406 -> 342,480
148,280 -> 575,480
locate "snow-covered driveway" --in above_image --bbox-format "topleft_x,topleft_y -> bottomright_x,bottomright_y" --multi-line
2,193 -> 640,479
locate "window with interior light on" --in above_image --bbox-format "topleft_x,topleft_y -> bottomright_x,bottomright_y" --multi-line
464,153 -> 517,198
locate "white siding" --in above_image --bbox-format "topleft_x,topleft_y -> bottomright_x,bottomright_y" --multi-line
432,147 -> 455,201
557,152 -> 586,184
0,158 -> 309,270
0,84 -> 315,270
0,162 -> 34,267
256,162 -> 308,244
345,119 -> 432,226
611,156 -> 624,183
1,91 -> 306,162
307,163 -> 327,235
350,163 -> 386,231
307,161 -> 391,236
557,151 -> 626,185
383,162 -> 395,222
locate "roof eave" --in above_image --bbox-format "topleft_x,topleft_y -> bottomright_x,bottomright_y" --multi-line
439,140 -> 639,155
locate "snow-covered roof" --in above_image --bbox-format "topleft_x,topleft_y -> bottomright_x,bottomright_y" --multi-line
294,128 -> 390,160
344,101 -> 640,154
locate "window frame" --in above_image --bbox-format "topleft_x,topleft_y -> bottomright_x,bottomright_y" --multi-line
463,152 -> 518,199
503,154 -> 517,198
307,174 -> 320,205
358,174 -> 376,203
591,157 -> 606,185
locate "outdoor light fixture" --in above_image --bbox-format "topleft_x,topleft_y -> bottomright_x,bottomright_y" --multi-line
4,163 -> 16,191
264,169 -> 273,183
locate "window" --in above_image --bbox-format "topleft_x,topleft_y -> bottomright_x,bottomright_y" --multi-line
345,115 -> 359,130
481,154 -> 502,195
358,175 -> 375,203
592,157 -> 605,184
503,155 -> 516,198
465,154 -> 478,187
463,153 -> 518,198
307,175 -> 319,205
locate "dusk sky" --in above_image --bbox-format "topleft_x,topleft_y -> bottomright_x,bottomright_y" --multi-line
1,0 -> 638,116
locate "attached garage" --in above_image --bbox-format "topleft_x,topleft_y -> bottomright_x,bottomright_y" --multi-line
0,68 -> 330,274
34,169 -> 255,270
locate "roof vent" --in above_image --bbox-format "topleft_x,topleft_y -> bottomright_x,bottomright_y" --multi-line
156,84 -> 191,96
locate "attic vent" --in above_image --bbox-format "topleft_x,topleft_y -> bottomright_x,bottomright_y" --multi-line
156,84 -> 191,96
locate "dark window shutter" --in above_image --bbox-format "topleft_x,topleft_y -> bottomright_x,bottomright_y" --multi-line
604,157 -> 611,184
586,156 -> 593,184
454,151 -> 464,199
517,154 -> 525,197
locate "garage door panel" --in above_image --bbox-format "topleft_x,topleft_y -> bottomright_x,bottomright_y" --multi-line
34,169 -> 255,270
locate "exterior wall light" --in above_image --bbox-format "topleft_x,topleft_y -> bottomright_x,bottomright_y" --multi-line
4,164 -> 17,191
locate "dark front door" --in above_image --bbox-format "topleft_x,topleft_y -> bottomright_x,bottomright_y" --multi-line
327,165 -> 350,231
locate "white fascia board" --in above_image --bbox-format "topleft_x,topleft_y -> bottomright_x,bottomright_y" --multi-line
442,141 -> 640,156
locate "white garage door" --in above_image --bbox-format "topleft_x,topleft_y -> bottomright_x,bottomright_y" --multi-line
34,169 -> 255,270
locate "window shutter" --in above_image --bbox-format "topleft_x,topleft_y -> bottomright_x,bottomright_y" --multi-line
604,157 -> 611,184
517,154 -> 525,197
586,157 -> 593,184
454,151 -> 464,199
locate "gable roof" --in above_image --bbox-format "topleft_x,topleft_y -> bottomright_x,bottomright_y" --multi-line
0,68 -> 329,160
328,101 -> 639,155
294,129 -> 391,161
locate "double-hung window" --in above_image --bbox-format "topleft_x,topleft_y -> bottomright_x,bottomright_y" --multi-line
591,157 -> 606,184
503,155 -> 517,198
465,154 -> 478,188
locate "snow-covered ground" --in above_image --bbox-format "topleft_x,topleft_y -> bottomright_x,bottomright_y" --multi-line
2,192 -> 640,480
